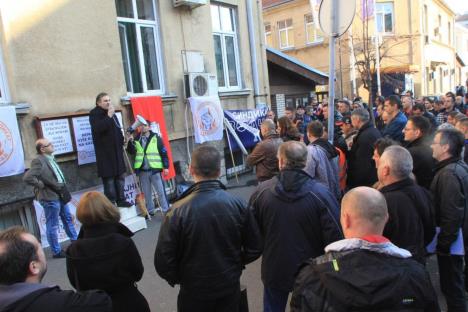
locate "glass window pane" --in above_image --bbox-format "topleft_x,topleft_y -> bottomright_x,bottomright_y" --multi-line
115,0 -> 134,18
280,30 -> 287,47
220,7 -> 233,32
137,0 -> 155,20
140,26 -> 160,90
118,22 -> 143,93
211,5 -> 220,31
305,14 -> 313,23
384,13 -> 392,32
376,14 -> 383,32
225,36 -> 238,86
266,34 -> 272,46
278,20 -> 285,29
288,29 -> 294,46
213,35 -> 225,87
286,19 -> 292,27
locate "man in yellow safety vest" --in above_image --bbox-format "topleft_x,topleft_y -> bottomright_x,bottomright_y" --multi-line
127,120 -> 169,215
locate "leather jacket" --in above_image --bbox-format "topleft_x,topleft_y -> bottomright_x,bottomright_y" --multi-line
154,180 -> 262,299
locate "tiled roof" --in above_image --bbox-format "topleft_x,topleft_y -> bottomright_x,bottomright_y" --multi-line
262,0 -> 294,10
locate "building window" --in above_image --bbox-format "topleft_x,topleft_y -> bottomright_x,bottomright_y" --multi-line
211,4 -> 242,90
115,0 -> 164,94
278,19 -> 294,49
264,23 -> 272,47
375,2 -> 394,34
305,14 -> 323,44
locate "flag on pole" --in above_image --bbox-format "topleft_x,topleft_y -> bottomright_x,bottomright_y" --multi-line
189,96 -> 224,144
0,106 -> 25,177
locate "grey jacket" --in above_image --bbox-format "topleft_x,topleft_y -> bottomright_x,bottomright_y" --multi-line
23,154 -> 64,201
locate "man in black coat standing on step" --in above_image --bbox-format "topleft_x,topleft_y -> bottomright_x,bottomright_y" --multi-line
347,108 -> 382,188
249,141 -> 342,312
89,92 -> 131,207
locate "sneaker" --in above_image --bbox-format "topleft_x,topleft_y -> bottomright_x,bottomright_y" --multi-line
53,250 -> 66,259
116,200 -> 132,208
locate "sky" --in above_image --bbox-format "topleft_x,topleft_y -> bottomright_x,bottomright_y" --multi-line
445,0 -> 468,14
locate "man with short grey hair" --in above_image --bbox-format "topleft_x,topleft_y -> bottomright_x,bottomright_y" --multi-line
247,119 -> 283,182
250,141 -> 342,312
347,108 -> 382,188
377,146 -> 435,263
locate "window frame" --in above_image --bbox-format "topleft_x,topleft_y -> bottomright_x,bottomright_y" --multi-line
116,0 -> 165,95
304,14 -> 323,45
278,18 -> 294,49
211,4 -> 242,91
375,2 -> 394,35
264,22 -> 272,47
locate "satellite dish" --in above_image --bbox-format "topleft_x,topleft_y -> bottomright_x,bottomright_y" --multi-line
319,0 -> 356,37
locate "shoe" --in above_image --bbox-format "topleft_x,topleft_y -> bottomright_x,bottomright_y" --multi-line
149,211 -> 156,216
116,200 -> 132,208
53,250 -> 66,259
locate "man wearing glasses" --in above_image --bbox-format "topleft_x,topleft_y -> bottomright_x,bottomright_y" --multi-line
23,139 -> 78,258
430,128 -> 468,311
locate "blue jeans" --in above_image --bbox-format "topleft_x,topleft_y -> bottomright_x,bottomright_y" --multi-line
40,200 -> 78,255
263,287 -> 289,312
438,254 -> 467,312
138,170 -> 169,213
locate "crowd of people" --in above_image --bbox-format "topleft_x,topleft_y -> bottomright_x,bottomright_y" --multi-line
0,89 -> 468,312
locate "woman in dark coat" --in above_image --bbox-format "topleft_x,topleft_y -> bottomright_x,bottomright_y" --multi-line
277,116 -> 302,142
66,191 -> 150,312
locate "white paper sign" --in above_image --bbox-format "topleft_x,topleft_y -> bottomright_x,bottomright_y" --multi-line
33,174 -> 142,248
0,106 -> 25,177
72,116 -> 96,165
189,96 -> 224,144
40,119 -> 74,155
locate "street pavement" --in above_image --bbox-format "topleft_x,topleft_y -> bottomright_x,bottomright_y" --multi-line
43,173 -> 448,311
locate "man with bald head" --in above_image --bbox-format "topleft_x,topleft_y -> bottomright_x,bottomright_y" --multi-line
246,119 -> 283,182
23,139 -> 77,258
377,146 -> 435,263
250,141 -> 342,311
291,187 -> 438,311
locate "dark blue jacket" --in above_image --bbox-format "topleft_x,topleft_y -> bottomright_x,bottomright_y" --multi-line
382,111 -> 407,142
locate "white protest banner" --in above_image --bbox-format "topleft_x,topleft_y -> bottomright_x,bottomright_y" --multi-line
40,118 -> 74,155
189,96 -> 224,143
72,116 -> 96,165
34,174 -> 141,248
0,106 -> 25,177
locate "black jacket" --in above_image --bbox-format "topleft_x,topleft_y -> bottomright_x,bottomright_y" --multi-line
431,157 -> 468,253
290,248 -> 439,311
381,178 -> 436,262
249,169 -> 343,292
89,106 -> 126,178
0,283 -> 111,312
347,122 -> 382,188
66,223 -> 149,312
154,180 -> 262,299
404,137 -> 435,189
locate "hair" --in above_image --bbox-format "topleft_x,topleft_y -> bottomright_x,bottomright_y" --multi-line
376,96 -> 385,105
278,141 -> 308,169
385,95 -> 402,110
307,121 -> 324,138
95,92 -> 109,105
261,119 -> 276,136
413,103 -> 426,113
374,137 -> 399,156
285,107 -> 294,113
35,139 -> 45,154
423,97 -> 434,104
436,128 -> 465,158
448,111 -> 461,119
351,108 -> 370,123
76,191 -> 121,226
338,100 -> 351,108
458,117 -> 468,128
342,187 -> 388,229
408,115 -> 430,136
405,90 -> 413,97
191,145 -> 221,178
445,92 -> 455,103
380,146 -> 413,180
277,116 -> 295,137
0,227 -> 39,285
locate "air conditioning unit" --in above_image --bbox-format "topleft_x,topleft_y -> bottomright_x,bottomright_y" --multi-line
173,0 -> 206,8
184,73 -> 218,98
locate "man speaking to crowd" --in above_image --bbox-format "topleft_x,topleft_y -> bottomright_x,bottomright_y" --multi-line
89,92 -> 131,207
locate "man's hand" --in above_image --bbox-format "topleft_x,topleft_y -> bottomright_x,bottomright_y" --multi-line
107,105 -> 115,118
163,169 -> 169,176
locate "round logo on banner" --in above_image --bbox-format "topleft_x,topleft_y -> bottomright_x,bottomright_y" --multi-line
0,121 -> 14,165
196,101 -> 222,136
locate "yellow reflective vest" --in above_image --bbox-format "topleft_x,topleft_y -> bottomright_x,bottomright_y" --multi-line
133,135 -> 163,169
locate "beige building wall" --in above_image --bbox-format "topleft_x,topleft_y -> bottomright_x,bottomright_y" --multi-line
0,0 -> 270,165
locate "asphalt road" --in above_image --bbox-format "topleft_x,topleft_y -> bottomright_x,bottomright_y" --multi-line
42,173 -> 448,311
